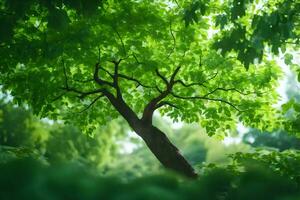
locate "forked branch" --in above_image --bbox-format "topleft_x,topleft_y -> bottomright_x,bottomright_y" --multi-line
142,66 -> 181,123
61,62 -> 106,99
93,63 -> 114,87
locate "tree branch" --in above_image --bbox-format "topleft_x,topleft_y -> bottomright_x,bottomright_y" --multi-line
73,78 -> 94,83
155,69 -> 169,86
114,28 -> 127,56
110,60 -> 123,98
200,71 -> 219,85
142,66 -> 182,123
174,71 -> 218,88
51,92 -> 67,102
59,59 -> 109,100
61,86 -> 105,99
132,53 -> 143,65
174,79 -> 207,88
169,66 -> 181,84
62,60 -> 69,88
170,92 -> 241,112
201,87 -> 258,98
78,94 -> 105,113
99,65 -> 114,78
166,21 -> 176,59
97,46 -> 101,63
173,0 -> 181,7
93,63 -> 114,87
59,55 -> 126,118
118,74 -> 156,88
155,101 -> 179,110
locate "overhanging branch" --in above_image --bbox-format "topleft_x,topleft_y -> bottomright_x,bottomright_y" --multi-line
170,92 -> 241,112
118,74 -> 155,88
166,21 -> 176,59
114,28 -> 127,56
60,61 -> 107,99
201,87 -> 258,98
155,101 -> 179,110
174,71 -> 218,88
61,86 -> 105,99
78,94 -> 105,113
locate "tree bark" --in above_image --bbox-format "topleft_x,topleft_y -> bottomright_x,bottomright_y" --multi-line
136,123 -> 198,178
104,94 -> 197,178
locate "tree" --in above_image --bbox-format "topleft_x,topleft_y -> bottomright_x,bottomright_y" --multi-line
243,129 -> 300,151
0,0 -> 287,177
0,99 -> 46,151
0,98 -> 124,168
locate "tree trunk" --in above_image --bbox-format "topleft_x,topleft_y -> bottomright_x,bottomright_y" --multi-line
134,123 -> 198,178
105,95 -> 197,178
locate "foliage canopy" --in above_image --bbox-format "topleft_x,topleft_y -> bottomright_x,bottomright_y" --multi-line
0,0 -> 291,136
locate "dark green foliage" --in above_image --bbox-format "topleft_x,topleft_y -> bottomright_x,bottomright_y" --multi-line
243,129 -> 300,151
47,9 -> 70,31
0,100 -> 124,168
0,158 -> 299,200
227,166 -> 299,200
231,150 -> 300,185
184,0 -> 299,69
183,0 -> 209,26
0,100 -> 38,148
0,0 -> 283,137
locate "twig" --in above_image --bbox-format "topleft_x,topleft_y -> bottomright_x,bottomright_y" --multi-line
118,74 -> 155,88
114,28 -> 127,56
166,21 -> 176,59
78,94 -> 104,113
171,92 -> 242,112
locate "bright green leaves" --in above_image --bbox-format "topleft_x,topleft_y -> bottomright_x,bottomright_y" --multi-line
157,48 -> 281,135
0,0 -> 284,137
282,98 -> 300,136
282,99 -> 296,113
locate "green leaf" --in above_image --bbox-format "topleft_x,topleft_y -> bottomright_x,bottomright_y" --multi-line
284,53 -> 293,65
282,99 -> 295,113
293,103 -> 300,113
215,14 -> 227,29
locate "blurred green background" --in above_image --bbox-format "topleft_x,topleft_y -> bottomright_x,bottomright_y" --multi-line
1,94 -> 300,200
